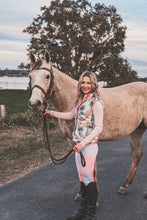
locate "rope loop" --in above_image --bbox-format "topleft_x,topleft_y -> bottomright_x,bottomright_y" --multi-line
42,111 -> 86,167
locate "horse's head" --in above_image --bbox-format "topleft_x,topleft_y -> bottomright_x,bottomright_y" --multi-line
28,51 -> 54,111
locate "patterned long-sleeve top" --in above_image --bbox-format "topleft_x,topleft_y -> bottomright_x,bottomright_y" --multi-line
50,94 -> 104,147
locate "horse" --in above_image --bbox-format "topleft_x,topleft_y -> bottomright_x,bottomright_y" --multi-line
28,51 -> 147,195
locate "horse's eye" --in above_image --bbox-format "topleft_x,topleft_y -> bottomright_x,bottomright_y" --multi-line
46,74 -> 50,79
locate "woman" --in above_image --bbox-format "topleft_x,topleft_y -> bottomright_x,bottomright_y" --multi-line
43,71 -> 104,220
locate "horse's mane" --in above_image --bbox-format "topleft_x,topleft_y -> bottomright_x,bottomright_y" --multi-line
30,59 -> 43,72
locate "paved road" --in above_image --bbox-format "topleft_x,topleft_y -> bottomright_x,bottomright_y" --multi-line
0,132 -> 147,220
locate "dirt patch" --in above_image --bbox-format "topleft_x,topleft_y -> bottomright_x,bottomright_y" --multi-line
0,126 -> 71,186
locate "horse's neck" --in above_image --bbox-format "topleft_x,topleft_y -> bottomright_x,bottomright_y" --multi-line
50,67 -> 78,112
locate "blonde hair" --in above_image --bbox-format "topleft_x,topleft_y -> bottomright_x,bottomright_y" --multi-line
76,71 -> 100,101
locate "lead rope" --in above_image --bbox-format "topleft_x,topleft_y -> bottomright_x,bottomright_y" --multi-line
42,105 -> 86,167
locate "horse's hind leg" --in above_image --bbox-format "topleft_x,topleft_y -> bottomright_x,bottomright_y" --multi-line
118,123 -> 146,194
94,160 -> 99,194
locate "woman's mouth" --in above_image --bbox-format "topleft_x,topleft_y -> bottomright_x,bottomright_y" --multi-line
82,88 -> 90,93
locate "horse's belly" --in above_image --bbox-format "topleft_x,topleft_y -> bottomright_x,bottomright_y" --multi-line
99,113 -> 142,141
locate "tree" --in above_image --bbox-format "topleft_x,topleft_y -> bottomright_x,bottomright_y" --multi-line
98,55 -> 138,87
138,77 -> 147,82
23,0 -> 138,85
18,62 -> 30,71
0,69 -> 6,76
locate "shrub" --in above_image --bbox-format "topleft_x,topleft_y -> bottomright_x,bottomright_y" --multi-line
0,110 -> 58,129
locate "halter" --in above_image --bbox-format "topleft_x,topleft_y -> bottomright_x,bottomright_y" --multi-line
29,66 -> 55,100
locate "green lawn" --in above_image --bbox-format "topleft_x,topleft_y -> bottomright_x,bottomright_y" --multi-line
0,90 -> 29,114
0,89 -> 56,128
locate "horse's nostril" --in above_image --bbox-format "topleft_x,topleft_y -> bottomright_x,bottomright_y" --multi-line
28,99 -> 41,108
37,100 -> 41,106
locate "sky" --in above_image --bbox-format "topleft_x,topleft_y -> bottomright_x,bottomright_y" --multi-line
0,0 -> 147,78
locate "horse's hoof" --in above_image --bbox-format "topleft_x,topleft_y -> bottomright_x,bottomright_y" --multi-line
118,186 -> 128,195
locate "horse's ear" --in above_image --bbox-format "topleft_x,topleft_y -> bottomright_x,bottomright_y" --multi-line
44,51 -> 51,63
30,53 -> 36,64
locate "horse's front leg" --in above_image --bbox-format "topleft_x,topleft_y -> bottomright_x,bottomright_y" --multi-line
118,124 -> 145,194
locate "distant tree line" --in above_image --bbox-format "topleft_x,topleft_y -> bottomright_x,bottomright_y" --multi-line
138,77 -> 147,82
0,69 -> 28,77
20,0 -> 144,86
0,70 -> 5,77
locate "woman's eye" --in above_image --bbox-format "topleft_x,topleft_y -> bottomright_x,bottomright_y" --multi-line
46,74 -> 50,79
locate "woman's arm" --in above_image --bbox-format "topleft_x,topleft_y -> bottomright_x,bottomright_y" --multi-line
44,107 -> 75,120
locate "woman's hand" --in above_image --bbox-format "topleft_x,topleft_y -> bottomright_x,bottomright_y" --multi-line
73,143 -> 83,153
42,109 -> 52,116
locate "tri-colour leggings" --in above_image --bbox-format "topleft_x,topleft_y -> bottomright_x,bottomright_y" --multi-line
75,143 -> 98,186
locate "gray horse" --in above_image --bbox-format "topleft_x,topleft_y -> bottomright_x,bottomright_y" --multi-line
29,52 -> 147,195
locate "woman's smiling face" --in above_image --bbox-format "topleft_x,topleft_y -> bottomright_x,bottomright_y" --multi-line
80,76 -> 92,94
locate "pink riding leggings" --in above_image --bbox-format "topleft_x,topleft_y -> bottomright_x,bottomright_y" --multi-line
75,143 -> 98,186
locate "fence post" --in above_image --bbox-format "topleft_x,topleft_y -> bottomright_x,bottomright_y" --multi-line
0,105 -> 6,118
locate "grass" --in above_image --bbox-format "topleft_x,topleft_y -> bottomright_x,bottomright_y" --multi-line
0,89 -> 71,185
0,126 -> 71,185
0,89 -> 29,114
0,89 -> 55,128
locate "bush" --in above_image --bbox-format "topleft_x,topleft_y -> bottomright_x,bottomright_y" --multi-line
0,110 -> 58,129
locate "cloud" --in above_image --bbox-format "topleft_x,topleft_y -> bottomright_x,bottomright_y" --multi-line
121,20 -> 147,76
0,39 -> 29,69
125,58 -> 147,78
0,25 -> 29,42
1,0 -> 51,25
129,60 -> 147,67
117,19 -> 147,77
133,67 -> 147,78
0,1 -> 51,69
130,60 -> 147,77
124,21 -> 147,48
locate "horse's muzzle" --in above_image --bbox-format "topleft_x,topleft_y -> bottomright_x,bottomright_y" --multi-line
28,99 -> 42,110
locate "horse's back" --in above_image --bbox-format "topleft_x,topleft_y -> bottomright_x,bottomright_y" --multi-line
100,81 -> 147,95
